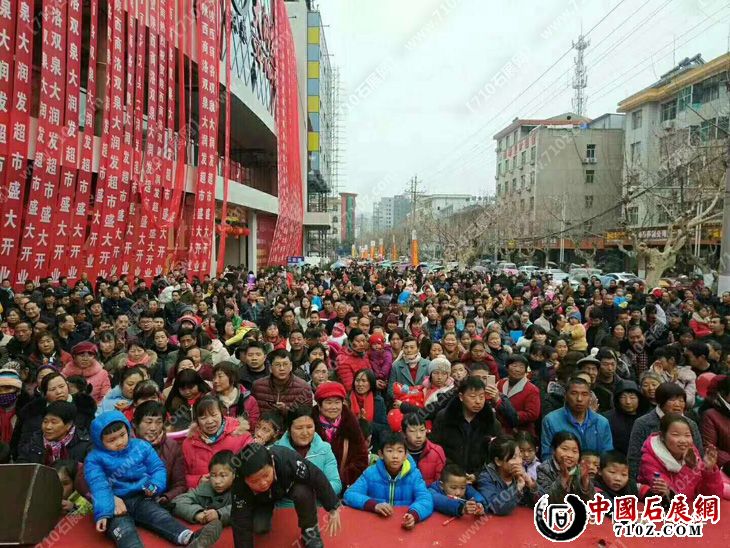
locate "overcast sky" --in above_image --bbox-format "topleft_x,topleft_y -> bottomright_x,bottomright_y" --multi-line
315,0 -> 730,215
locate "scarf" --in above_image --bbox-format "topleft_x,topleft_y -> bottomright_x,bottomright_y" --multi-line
404,353 -> 422,368
44,426 -> 76,463
349,391 -> 374,422
502,376 -> 528,398
126,352 -> 151,368
318,415 -> 341,443
200,419 -> 227,445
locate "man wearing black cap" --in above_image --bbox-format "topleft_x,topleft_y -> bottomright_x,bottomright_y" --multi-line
231,443 -> 341,548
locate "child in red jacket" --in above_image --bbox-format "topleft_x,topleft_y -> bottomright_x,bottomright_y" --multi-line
403,413 -> 445,486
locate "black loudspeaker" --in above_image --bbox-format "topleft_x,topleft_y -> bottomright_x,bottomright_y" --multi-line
0,464 -> 62,545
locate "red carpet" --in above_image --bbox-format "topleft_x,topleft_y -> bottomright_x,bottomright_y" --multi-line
40,503 -> 730,547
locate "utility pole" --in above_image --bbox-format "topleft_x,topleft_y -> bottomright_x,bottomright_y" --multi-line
407,175 -> 422,226
718,86 -> 730,294
559,195 -> 566,266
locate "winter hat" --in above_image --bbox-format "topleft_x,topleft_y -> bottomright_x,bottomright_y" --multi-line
45,401 -> 77,424
369,333 -> 385,346
238,443 -> 273,477
0,368 -> 22,390
696,372 -> 717,399
71,341 -> 97,356
568,310 -> 582,322
314,381 -> 347,403
178,314 -> 201,328
428,355 -> 451,375
331,323 -> 346,338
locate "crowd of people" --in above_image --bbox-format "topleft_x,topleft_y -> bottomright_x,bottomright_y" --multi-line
0,264 -> 729,547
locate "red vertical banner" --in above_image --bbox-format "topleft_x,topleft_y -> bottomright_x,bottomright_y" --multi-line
269,0 -> 303,266
51,0 -> 83,280
16,0 -> 68,283
0,0 -> 33,283
188,0 -> 220,279
92,0 -> 125,279
68,0 -> 98,281
216,0 -> 232,273
0,0 -> 17,181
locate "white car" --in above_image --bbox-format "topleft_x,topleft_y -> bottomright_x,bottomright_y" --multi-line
604,272 -> 640,282
543,269 -> 570,283
518,265 -> 540,275
497,262 -> 518,276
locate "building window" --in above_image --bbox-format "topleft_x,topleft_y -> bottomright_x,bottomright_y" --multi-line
677,86 -> 692,111
626,206 -> 639,225
585,195 -> 593,209
512,178 -> 517,191
660,100 -> 677,122
530,146 -> 536,162
529,197 -> 534,210
529,172 -> 535,186
520,199 -> 525,210
520,175 -> 525,189
630,141 -> 641,164
689,125 -> 701,145
631,109 -> 642,129
700,119 -> 716,142
585,169 -> 595,184
586,144 -> 596,160
718,116 -> 729,138
521,150 -> 526,166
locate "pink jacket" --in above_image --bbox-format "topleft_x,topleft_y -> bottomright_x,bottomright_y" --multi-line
62,359 -> 111,404
367,347 -> 393,382
637,433 -> 723,500
182,418 -> 253,488
336,346 -> 371,392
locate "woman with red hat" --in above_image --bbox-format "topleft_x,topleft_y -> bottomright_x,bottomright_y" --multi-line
312,381 -> 369,488
62,341 -> 111,404
366,332 -> 392,391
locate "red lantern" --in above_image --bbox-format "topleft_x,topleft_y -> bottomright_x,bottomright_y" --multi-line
241,227 -> 250,237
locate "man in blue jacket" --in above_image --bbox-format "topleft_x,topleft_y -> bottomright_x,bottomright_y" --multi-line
85,410 -> 221,547
344,431 -> 433,529
541,377 -> 613,460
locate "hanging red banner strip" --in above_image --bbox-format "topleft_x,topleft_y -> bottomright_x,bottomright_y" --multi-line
16,0 -> 68,283
68,0 -> 99,282
0,0 -> 17,182
0,0 -> 34,284
189,0 -> 220,279
51,0 -> 84,280
93,0 -> 126,279
269,0 -> 303,267
216,0 -> 233,273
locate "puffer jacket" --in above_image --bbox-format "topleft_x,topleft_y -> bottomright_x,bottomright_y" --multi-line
343,455 -> 433,521
275,431 -> 342,499
98,385 -> 130,416
428,480 -> 486,517
477,462 -> 536,515
251,374 -> 313,415
413,439 -> 446,486
219,385 -> 260,430
181,417 -> 253,488
638,433 -> 723,500
62,359 -> 111,404
84,411 -> 167,521
172,482 -> 232,525
336,346 -> 371,392
17,427 -> 92,466
700,396 -> 730,468
495,377 -> 541,436
367,347 -> 393,382
312,405 -> 369,488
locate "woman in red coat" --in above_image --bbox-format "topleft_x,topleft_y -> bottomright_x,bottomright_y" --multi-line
335,328 -> 370,392
181,395 -> 253,488
211,361 -> 260,429
29,331 -> 73,372
312,382 -> 369,489
700,375 -> 730,498
638,414 -> 724,502
495,354 -> 541,436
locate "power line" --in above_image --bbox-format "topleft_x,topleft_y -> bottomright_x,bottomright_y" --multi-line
415,0 -> 629,184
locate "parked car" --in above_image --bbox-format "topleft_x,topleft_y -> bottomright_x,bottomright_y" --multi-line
496,262 -> 518,276
518,265 -> 540,276
542,269 -> 570,283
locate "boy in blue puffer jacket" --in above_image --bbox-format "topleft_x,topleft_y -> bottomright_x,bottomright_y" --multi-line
84,410 -> 221,548
429,464 -> 486,517
343,431 -> 433,530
